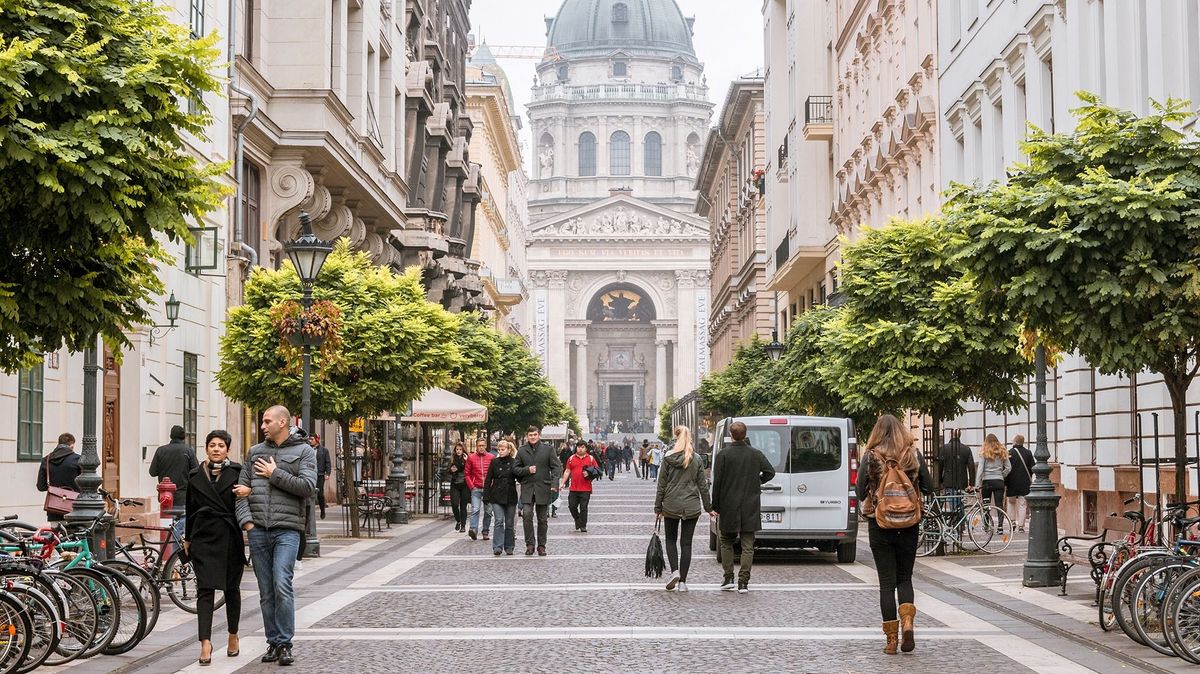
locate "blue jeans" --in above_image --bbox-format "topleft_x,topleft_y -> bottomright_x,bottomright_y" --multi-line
247,528 -> 300,648
469,488 -> 492,533
650,464 -> 659,479
490,502 -> 516,553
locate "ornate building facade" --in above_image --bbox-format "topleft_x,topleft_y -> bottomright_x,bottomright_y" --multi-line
524,0 -> 713,435
696,75 -> 774,371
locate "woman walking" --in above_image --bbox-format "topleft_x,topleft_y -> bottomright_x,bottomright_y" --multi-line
447,441 -> 469,532
1006,435 -> 1034,531
484,440 -> 520,556
653,426 -> 713,592
855,415 -> 933,655
185,430 -> 250,666
975,434 -> 1011,519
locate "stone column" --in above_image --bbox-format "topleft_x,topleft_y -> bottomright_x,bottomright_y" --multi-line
675,270 -> 697,395
655,340 -> 668,412
575,340 -> 589,416
547,271 -> 569,401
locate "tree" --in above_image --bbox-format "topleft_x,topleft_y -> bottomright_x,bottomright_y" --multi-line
448,313 -> 502,407
216,241 -> 463,536
773,304 -> 875,428
488,333 -> 574,436
821,218 -> 1031,433
657,397 -> 675,442
944,95 -> 1200,503
0,0 -> 226,372
697,336 -> 773,418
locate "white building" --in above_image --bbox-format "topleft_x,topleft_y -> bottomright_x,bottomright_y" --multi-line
524,0 -> 714,435
939,0 -> 1200,533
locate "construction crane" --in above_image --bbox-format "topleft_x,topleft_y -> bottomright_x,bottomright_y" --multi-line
470,43 -> 560,62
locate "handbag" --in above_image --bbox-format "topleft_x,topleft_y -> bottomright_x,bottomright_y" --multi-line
644,517 -> 665,579
44,485 -> 79,515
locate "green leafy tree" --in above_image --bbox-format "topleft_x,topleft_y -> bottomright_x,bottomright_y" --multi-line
216,241 -> 462,536
822,218 -> 1031,434
772,304 -> 871,424
0,0 -> 227,371
449,313 -> 502,407
488,333 -> 573,436
698,336 -> 773,418
657,397 -> 675,442
944,95 -> 1200,502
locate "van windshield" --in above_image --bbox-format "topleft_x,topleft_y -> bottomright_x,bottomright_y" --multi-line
734,425 -> 843,474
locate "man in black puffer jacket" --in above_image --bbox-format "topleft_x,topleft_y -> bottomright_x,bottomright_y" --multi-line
233,405 -> 316,667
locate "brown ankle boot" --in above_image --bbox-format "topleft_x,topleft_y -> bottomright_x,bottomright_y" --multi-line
882,620 -> 899,654
898,603 -> 916,652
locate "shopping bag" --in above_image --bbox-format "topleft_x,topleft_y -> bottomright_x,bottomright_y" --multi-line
644,517 -> 665,578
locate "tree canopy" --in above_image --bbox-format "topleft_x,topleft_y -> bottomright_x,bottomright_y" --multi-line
697,336 -> 774,418
448,312 -> 502,408
488,332 -> 575,435
944,95 -> 1200,501
0,0 -> 227,371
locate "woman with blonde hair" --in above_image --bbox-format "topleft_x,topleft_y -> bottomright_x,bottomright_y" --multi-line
855,414 -> 933,655
483,440 -> 519,555
975,434 -> 1011,519
653,426 -> 713,592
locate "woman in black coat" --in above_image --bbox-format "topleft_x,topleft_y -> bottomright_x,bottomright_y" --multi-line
446,442 -> 470,532
483,440 -> 520,555
185,430 -> 250,665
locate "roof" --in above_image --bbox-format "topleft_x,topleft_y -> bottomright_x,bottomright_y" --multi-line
547,0 -> 697,60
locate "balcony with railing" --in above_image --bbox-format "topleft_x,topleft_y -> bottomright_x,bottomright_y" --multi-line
531,82 -> 709,104
803,95 -> 833,141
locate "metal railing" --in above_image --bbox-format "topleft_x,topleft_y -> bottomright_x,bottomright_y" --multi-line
805,95 -> 833,125
775,238 -> 790,271
532,82 -> 709,103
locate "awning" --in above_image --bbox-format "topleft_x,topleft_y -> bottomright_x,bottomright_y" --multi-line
540,424 -> 570,440
401,388 -> 488,423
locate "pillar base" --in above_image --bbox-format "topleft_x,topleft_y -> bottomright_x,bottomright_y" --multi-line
1022,559 -> 1063,587
1022,489 -> 1062,588
387,508 -> 409,525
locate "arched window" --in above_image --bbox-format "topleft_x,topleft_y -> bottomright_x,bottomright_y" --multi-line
610,130 -> 631,176
538,133 -> 555,177
612,2 -> 629,23
578,132 -> 597,176
644,132 -> 662,176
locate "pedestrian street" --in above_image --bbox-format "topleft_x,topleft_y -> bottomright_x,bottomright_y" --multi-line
64,469 -> 1184,674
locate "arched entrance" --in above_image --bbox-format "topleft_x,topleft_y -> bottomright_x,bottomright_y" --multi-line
584,283 -> 658,435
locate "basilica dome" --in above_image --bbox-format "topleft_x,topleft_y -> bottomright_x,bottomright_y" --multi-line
548,0 -> 696,59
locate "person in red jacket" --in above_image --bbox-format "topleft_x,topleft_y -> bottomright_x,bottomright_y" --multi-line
464,437 -> 495,540
559,440 -> 600,533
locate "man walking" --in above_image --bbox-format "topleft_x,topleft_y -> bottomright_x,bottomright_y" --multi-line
604,443 -> 619,480
712,421 -> 775,593
465,437 -> 495,541
515,426 -> 562,556
234,406 -> 316,666
625,442 -> 635,476
309,435 -> 332,519
149,425 -> 199,509
936,429 -> 975,515
639,440 -> 651,480
36,433 -> 81,522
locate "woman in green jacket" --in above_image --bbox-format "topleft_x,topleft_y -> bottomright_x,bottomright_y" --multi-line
654,426 -> 714,592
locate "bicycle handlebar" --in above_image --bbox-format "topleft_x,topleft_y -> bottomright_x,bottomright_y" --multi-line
1,515 -> 16,521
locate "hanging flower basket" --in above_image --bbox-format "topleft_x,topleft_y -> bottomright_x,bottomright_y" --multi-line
270,300 -> 344,374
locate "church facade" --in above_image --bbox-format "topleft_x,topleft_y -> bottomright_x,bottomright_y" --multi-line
523,0 -> 714,435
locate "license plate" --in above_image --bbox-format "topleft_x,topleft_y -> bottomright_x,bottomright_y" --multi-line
762,512 -> 782,523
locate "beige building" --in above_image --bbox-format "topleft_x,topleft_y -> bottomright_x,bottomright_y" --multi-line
695,75 -> 774,371
466,44 -> 532,335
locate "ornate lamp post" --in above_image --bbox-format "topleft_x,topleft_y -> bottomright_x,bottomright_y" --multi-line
1023,343 -> 1063,587
765,329 -> 786,362
386,420 -> 409,525
66,342 -> 108,557
286,211 -> 332,556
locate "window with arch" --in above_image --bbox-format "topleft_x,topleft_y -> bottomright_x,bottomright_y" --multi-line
644,132 -> 662,176
610,130 -> 631,176
612,2 -> 629,23
613,61 -> 628,77
578,132 -> 597,176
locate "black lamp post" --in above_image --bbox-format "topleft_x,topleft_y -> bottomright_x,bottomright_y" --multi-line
148,292 -> 181,345
1023,342 -> 1063,587
66,342 -> 108,557
765,329 -> 786,362
286,211 -> 332,555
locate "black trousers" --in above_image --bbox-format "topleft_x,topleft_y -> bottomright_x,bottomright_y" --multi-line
663,516 -> 698,582
568,491 -> 591,530
980,479 -> 1006,514
316,474 -> 327,516
867,518 -> 918,622
450,482 -> 470,526
521,503 -> 550,548
197,562 -> 243,641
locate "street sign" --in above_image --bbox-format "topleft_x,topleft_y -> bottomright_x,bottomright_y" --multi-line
349,418 -> 365,433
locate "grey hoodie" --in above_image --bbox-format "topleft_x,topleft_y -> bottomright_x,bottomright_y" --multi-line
238,431 -> 317,532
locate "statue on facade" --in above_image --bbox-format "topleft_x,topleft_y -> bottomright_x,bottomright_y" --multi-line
686,146 -> 700,175
539,146 -> 554,175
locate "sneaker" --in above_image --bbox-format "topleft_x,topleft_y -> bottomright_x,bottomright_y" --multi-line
677,582 -> 689,592
468,529 -> 477,540
493,549 -> 502,556
580,528 -> 587,533
719,580 -> 736,592
666,570 -> 680,591
505,550 -> 514,556
537,546 -> 547,556
525,545 -> 535,556
261,645 -> 280,663
482,532 -> 490,541
738,584 -> 749,594
277,645 -> 294,666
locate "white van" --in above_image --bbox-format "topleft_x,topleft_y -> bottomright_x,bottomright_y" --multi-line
709,415 -> 859,563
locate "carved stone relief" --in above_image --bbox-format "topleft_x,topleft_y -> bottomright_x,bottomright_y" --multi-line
537,206 -> 702,238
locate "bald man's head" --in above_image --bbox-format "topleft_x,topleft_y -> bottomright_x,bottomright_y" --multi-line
261,405 -> 292,444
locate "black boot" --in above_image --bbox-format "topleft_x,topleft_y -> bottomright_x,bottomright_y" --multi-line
261,645 -> 280,663
277,644 -> 294,666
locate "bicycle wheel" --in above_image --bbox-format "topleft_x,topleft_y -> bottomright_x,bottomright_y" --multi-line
39,570 -> 97,667
916,516 -> 943,557
63,568 -> 119,659
93,566 -> 146,655
5,583 -> 60,674
963,506 -> 993,552
101,560 -> 160,636
1161,565 -> 1200,664
968,506 -> 1013,554
1130,560 -> 1194,655
1113,555 -> 1174,646
164,550 -> 222,613
0,591 -> 34,674
1098,545 -> 1132,632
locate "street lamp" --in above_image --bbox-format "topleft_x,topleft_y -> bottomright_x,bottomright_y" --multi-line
1023,342 -> 1063,587
148,292 -> 181,345
66,342 -> 108,557
286,211 -> 332,555
765,329 -> 786,362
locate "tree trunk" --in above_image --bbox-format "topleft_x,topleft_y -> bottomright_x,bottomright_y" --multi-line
1163,374 -> 1190,507
930,415 -> 945,557
341,418 -> 361,538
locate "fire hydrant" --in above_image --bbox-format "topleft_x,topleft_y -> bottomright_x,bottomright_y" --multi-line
156,478 -> 178,546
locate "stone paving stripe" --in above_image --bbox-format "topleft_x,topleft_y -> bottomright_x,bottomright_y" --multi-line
918,558 -> 1096,624
975,634 -> 1100,674
294,626 -> 994,640
350,533 -> 460,588
844,560 -> 998,633
357,582 -> 876,592
175,636 -> 269,673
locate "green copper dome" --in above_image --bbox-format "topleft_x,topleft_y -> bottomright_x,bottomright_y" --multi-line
548,0 -> 696,60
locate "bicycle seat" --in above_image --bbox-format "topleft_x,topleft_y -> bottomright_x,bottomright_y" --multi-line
119,499 -> 144,507
1123,510 -> 1146,521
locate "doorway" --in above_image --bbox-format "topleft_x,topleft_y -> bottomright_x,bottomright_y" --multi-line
102,347 -> 121,498
609,385 -> 634,427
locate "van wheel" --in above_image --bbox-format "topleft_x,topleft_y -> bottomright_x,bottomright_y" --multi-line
709,532 -> 717,552
837,541 -> 857,563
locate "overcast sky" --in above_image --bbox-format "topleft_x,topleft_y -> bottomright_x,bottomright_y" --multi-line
468,0 -> 765,171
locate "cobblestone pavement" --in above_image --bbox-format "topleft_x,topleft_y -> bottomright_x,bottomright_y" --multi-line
82,476 -> 1198,673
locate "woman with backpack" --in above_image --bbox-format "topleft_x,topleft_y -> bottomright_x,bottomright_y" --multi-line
856,414 -> 933,655
974,434 -> 1011,524
653,426 -> 713,592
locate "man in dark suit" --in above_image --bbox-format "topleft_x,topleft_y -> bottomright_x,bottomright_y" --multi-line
515,425 -> 563,556
711,421 -> 776,593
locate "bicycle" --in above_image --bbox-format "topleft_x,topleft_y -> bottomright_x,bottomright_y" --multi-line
916,491 -> 1013,556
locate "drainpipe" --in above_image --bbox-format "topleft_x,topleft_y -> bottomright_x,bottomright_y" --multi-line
228,0 -> 258,269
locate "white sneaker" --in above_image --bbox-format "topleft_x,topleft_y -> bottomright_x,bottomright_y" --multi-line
719,581 -> 736,591
665,570 -> 680,591
738,585 -> 749,594
677,582 -> 688,592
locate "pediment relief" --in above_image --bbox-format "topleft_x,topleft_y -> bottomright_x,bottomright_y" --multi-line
532,198 -> 707,240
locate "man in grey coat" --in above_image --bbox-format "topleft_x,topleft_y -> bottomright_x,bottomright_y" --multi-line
233,405 -> 316,666
515,425 -> 563,556
711,421 -> 776,593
